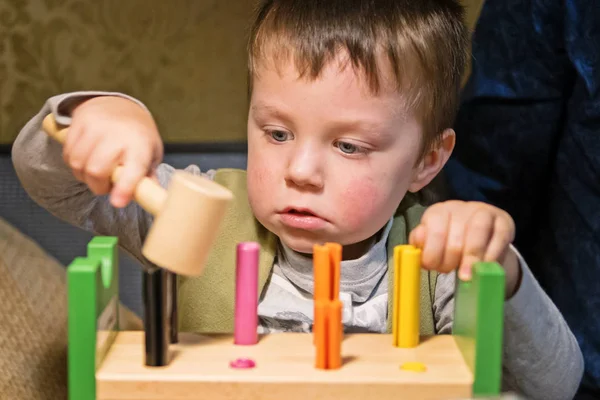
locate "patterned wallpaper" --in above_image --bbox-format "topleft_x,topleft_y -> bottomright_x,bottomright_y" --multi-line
0,0 -> 255,144
0,0 -> 482,145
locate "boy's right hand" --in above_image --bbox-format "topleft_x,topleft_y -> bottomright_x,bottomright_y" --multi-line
61,96 -> 163,208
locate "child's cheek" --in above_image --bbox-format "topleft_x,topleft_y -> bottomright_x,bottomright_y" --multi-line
339,178 -> 380,229
248,153 -> 275,187
247,164 -> 272,211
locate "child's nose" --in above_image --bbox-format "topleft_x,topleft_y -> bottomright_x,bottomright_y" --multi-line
285,147 -> 324,189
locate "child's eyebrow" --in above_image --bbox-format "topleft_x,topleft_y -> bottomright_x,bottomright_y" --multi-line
250,102 -> 295,126
326,118 -> 395,140
251,102 -> 285,116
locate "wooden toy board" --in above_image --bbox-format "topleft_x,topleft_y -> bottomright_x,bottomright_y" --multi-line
68,237 -> 505,400
96,332 -> 472,400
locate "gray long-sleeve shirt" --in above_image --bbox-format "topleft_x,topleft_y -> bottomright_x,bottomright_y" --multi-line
11,93 -> 584,400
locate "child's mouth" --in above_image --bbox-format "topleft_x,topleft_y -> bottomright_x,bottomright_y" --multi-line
279,207 -> 327,230
288,209 -> 315,216
281,206 -> 321,217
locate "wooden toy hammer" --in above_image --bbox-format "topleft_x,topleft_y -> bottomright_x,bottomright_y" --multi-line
41,113 -> 233,277
43,112 -> 234,366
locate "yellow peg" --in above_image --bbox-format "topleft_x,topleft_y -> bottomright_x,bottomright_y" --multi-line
398,245 -> 421,348
392,244 -> 411,347
392,245 -> 412,347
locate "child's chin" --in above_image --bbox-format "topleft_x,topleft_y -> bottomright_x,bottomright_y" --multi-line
278,235 -> 317,255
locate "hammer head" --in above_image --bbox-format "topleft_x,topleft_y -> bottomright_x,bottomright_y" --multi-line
142,171 -> 233,276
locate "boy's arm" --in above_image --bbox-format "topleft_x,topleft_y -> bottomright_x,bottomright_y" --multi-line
11,92 -> 203,267
433,247 -> 584,400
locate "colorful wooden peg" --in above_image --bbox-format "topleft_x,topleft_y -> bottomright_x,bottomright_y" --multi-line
392,244 -> 421,348
313,243 -> 343,369
234,242 -> 259,345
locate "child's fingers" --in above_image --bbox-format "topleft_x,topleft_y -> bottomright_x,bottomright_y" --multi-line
420,206 -> 450,270
459,210 -> 494,280
62,121 -> 84,182
63,119 -> 83,162
483,214 -> 515,262
458,254 -> 479,281
440,215 -> 466,273
65,129 -> 101,183
408,224 -> 426,248
84,142 -> 123,195
110,148 -> 153,208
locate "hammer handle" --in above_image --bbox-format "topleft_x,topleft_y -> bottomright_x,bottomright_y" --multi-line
41,113 -> 167,215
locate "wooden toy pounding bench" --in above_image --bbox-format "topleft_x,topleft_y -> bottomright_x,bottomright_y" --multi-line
66,237 -> 505,400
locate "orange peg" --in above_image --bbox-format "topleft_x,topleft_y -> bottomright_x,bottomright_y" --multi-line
314,245 -> 332,302
326,243 -> 342,301
315,300 -> 329,369
313,243 -> 343,370
327,300 -> 343,369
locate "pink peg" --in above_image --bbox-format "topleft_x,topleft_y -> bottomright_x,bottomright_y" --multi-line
234,242 -> 259,345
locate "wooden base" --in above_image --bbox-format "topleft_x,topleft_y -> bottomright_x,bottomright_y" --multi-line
97,332 -> 473,400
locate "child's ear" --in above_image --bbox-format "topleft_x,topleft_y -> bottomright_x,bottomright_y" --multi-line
408,129 -> 455,193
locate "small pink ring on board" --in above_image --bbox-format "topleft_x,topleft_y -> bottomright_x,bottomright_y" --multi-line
229,358 -> 256,369
234,242 -> 260,345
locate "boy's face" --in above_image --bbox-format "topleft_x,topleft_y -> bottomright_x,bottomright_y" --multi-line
246,54 -> 452,257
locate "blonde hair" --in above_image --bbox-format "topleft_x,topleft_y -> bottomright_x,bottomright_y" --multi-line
248,0 -> 469,157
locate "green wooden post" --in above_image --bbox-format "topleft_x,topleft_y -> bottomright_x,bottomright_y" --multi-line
67,237 -> 119,400
454,262 -> 505,397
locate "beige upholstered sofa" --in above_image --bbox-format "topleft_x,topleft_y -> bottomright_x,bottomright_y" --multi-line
0,217 -> 68,398
0,217 -> 143,399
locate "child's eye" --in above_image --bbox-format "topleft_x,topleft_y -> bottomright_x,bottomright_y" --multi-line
335,141 -> 364,155
267,130 -> 291,142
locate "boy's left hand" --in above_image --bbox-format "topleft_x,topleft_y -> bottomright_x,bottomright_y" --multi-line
409,200 -> 521,298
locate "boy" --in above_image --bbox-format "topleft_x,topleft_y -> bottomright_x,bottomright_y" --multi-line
11,0 -> 582,398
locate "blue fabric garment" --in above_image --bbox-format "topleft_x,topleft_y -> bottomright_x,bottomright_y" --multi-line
444,0 -> 600,395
